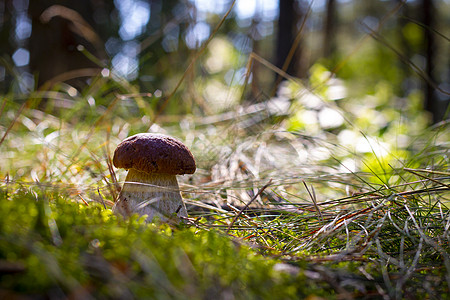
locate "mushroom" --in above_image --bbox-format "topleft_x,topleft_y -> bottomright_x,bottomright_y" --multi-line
112,133 -> 196,223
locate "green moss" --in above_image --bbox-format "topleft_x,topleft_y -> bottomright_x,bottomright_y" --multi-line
0,189 -> 327,299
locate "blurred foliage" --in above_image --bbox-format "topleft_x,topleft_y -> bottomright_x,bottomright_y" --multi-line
0,0 -> 446,118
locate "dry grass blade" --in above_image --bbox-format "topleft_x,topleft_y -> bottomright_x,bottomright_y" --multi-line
404,168 -> 450,189
97,187 -> 107,209
302,180 -> 323,224
103,132 -> 120,199
362,22 -> 450,96
403,168 -> 450,176
0,96 -> 7,119
395,237 -> 423,299
245,52 -> 299,87
0,101 -> 27,147
226,179 -> 272,233
330,0 -> 406,76
404,204 -> 450,291
60,93 -> 122,177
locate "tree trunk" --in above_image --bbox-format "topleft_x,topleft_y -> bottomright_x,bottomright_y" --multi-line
422,0 -> 435,121
323,0 -> 336,58
0,0 -> 14,91
397,0 -> 411,97
421,0 -> 448,122
28,0 -> 104,89
275,0 -> 304,79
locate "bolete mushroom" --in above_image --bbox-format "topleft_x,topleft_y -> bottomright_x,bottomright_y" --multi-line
112,133 -> 195,223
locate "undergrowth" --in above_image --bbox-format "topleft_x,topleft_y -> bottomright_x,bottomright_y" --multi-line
0,3 -> 449,297
0,189 -> 329,299
0,80 -> 448,298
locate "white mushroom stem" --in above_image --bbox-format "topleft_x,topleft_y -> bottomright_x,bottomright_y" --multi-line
113,169 -> 188,223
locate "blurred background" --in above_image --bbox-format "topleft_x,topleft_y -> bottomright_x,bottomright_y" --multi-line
0,0 -> 448,122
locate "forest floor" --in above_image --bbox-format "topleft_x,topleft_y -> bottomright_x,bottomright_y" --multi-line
0,67 -> 449,299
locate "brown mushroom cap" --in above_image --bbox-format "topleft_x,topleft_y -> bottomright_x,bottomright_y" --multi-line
113,133 -> 196,175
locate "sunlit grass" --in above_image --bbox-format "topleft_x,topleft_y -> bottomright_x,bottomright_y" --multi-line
1,7 -> 449,293
0,0 -> 449,297
0,67 -> 448,298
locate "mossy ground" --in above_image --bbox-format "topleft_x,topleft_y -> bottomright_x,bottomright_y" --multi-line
0,189 -> 334,299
